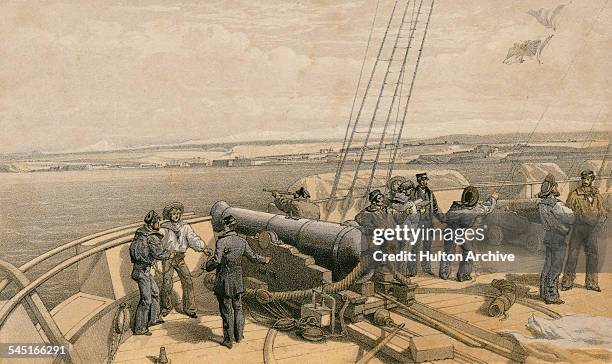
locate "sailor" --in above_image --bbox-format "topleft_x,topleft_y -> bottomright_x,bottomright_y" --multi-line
537,175 -> 574,304
159,202 -> 212,318
408,173 -> 445,276
391,181 -> 422,276
385,175 -> 407,207
561,170 -> 607,292
272,186 -> 320,220
205,215 -> 270,349
355,189 -> 400,276
130,210 -> 170,336
387,180 -> 412,212
440,186 -> 498,282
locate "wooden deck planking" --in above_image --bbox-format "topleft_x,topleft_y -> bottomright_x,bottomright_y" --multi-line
114,313 -> 268,362
426,294 -> 486,309
272,341 -> 360,360
114,312 -> 379,364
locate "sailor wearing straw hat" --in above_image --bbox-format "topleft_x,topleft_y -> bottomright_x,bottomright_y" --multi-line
159,202 -> 212,318
440,186 -> 498,282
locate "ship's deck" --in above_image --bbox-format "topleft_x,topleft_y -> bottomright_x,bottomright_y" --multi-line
113,288 -> 387,364
112,270 -> 612,364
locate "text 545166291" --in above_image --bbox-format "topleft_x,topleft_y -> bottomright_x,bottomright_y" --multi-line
0,344 -> 67,357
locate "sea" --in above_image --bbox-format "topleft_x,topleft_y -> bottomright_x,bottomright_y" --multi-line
0,164 -> 336,308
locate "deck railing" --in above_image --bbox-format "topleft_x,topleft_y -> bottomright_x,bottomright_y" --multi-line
0,214 -> 208,364
312,176 -> 611,203
0,213 -> 195,294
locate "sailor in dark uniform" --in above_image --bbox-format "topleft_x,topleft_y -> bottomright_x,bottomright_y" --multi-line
390,181 -> 422,276
537,175 -> 574,304
440,186 -> 497,281
385,176 -> 407,207
355,189 -> 403,276
408,173 -> 445,276
273,186 -> 320,220
205,215 -> 271,349
130,210 -> 170,336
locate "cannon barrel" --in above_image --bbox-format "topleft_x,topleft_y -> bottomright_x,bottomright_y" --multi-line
210,201 -> 363,279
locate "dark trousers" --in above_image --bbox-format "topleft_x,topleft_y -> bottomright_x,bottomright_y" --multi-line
456,240 -> 475,278
395,239 -> 411,276
439,239 -> 455,278
539,231 -> 567,300
132,267 -> 161,334
161,253 -> 196,314
407,238 -> 432,275
216,293 -> 244,344
562,223 -> 599,287
439,240 -> 475,279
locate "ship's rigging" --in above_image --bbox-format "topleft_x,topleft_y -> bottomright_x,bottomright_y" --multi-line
326,0 -> 435,219
326,0 -> 608,215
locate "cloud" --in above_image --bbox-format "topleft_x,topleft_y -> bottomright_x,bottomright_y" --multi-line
0,0 -> 609,153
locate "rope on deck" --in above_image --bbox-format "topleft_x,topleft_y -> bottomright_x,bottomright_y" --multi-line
260,262 -> 364,303
201,262 -> 365,303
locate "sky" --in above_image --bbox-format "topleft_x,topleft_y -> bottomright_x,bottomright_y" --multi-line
0,0 -> 610,153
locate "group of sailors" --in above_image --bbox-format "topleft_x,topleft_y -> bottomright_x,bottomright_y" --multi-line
354,173 -> 499,282
128,203 -> 208,337
537,170 -> 606,304
353,169 -> 607,306
126,169 -> 607,341
129,202 -> 269,350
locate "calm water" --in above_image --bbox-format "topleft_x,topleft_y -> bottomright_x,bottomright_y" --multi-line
0,164 -> 335,307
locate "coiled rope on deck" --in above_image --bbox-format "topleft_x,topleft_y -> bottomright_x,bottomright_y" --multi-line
263,262 -> 365,302
202,262 -> 365,303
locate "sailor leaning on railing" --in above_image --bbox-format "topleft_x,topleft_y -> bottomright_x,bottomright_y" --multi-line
129,210 -> 171,336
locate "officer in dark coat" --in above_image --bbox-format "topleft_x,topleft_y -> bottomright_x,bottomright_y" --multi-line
409,173 -> 445,276
205,215 -> 270,349
130,210 -> 170,335
537,175 -> 574,304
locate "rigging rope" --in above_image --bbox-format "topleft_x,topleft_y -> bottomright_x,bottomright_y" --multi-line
336,0 -> 381,169
365,0 -> 425,194
387,0 -> 417,182
566,106 -> 605,177
345,0 -> 415,200
326,0 -> 401,215
387,0 -> 435,175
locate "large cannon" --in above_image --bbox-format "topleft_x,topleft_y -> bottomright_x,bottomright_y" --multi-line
210,201 -> 364,279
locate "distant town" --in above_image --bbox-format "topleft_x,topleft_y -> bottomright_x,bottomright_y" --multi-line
0,131 -> 608,173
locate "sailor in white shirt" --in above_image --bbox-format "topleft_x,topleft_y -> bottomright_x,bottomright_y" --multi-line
159,202 -> 212,318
